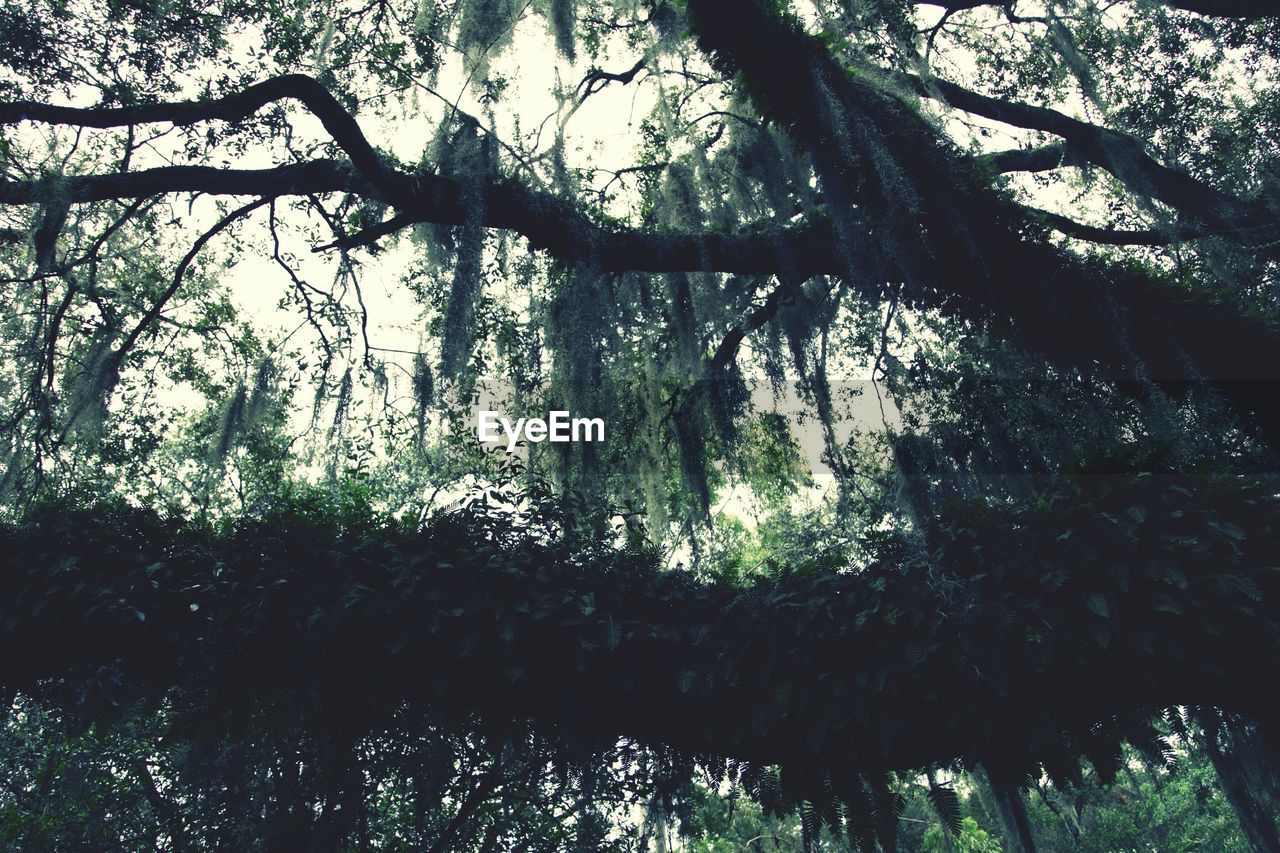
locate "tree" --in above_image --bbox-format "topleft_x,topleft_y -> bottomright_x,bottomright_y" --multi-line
2,0 -> 1280,848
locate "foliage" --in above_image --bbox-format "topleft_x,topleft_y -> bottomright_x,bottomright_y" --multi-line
923,817 -> 1002,853
2,460 -> 1280,845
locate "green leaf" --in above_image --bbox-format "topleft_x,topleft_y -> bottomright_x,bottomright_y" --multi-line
605,614 -> 620,651
927,783 -> 960,837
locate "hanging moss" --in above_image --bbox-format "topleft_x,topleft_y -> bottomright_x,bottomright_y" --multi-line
437,227 -> 484,380
32,194 -> 69,275
244,356 -> 277,427
723,122 -> 809,222
328,366 -> 353,445
648,1 -> 685,52
309,371 -> 329,433
548,131 -> 576,199
706,357 -> 748,451
455,0 -> 525,77
411,0 -> 447,77
659,161 -> 703,229
541,261 -> 613,496
438,126 -> 490,382
1046,14 -> 1101,108
664,273 -> 700,378
412,351 -> 434,449
537,0 -> 576,61
672,398 -> 712,521
313,20 -> 335,74
64,333 -> 121,447
210,384 -> 248,467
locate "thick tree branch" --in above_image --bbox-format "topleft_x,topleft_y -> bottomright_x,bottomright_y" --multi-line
3,71 -> 1269,264
896,71 -> 1280,251
1030,207 -> 1206,245
7,71 -> 1280,445
980,142 -> 1076,174
1163,0 -> 1277,15
0,161 -> 359,205
684,0 -> 1280,445
0,157 -> 1225,264
917,0 -> 1011,11
576,58 -> 647,103
0,75 -> 413,208
0,160 -> 839,278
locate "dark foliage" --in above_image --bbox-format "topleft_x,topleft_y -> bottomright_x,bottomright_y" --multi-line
3,460 -> 1280,845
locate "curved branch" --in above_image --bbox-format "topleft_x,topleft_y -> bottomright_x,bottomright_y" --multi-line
1030,208 -> 1206,245
898,71 -> 1280,251
1145,0 -> 1276,16
706,276 -> 803,375
576,58 -> 647,103
313,211 -> 420,253
980,142 -> 1076,174
916,0 -> 1011,13
0,75 -> 412,208
0,161 -> 838,278
116,197 -> 272,361
7,70 -> 1280,447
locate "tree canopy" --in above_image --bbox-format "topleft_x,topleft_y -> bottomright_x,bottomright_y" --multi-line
3,0 -> 1280,848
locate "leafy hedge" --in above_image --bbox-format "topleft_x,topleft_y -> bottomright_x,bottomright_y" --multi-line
2,469 -> 1279,844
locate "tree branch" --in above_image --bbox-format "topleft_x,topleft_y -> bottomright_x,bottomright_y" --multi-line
576,58 -> 647,103
0,161 -> 359,205
706,276 -> 803,375
8,70 -> 1280,446
897,71 -> 1280,251
0,75 -> 411,207
980,142 -> 1076,174
1147,0 -> 1277,16
1029,207 -> 1207,245
0,161 -> 838,278
313,211 -> 420,253
116,197 -> 271,362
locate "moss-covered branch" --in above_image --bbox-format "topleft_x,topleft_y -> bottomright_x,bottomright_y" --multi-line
683,0 -> 1280,444
6,68 -> 1280,445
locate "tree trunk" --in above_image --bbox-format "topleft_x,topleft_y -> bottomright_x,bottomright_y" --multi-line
979,766 -> 1038,853
1034,782 -> 1082,845
1200,712 -> 1280,853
